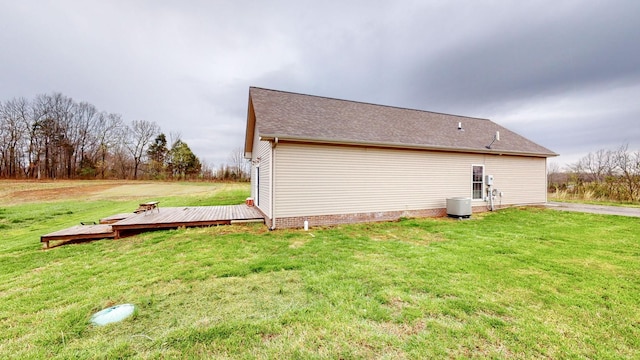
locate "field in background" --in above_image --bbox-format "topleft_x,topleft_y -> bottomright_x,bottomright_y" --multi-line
1,181 -> 639,359
549,189 -> 640,208
0,180 -> 248,205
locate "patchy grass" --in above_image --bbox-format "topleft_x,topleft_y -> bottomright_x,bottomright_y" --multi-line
0,180 -> 248,205
1,182 -> 639,358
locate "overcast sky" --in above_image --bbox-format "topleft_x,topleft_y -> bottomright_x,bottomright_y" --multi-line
2,1 -> 639,168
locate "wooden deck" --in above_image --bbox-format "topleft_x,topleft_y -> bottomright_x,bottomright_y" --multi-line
40,225 -> 116,248
41,205 -> 264,248
111,205 -> 265,234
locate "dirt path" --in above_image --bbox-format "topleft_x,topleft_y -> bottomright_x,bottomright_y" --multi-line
546,202 -> 640,218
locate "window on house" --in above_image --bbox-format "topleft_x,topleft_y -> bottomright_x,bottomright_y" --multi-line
472,165 -> 484,200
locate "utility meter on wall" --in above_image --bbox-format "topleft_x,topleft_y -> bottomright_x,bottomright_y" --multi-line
486,175 -> 494,185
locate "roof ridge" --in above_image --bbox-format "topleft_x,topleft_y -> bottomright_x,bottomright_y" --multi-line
250,86 -> 491,122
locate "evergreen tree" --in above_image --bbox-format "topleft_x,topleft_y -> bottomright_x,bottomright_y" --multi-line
168,139 -> 201,179
147,133 -> 168,179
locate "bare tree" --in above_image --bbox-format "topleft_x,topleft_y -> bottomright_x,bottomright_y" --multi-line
73,102 -> 100,176
112,142 -> 133,179
0,98 -> 29,177
28,93 -> 77,179
169,131 -> 182,146
0,100 -> 5,176
126,120 -> 160,179
200,158 -> 215,180
547,161 -> 562,192
95,112 -> 125,179
613,144 -> 640,201
228,147 -> 249,181
581,149 -> 613,183
0,91 -> 211,181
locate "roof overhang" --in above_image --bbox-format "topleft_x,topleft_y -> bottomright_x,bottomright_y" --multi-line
243,96 -> 256,159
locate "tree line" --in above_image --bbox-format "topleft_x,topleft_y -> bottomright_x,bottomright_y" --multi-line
0,92 -> 247,180
549,144 -> 640,202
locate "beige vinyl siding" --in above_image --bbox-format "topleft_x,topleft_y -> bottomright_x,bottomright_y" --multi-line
484,155 -> 547,205
274,142 -> 547,218
252,139 -> 273,218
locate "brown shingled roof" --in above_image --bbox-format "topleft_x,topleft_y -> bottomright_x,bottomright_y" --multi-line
245,87 -> 557,157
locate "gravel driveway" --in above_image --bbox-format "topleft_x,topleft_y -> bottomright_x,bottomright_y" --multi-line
546,202 -> 640,217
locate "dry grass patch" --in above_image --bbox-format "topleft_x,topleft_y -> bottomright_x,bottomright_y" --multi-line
0,180 -> 123,204
0,180 -> 245,206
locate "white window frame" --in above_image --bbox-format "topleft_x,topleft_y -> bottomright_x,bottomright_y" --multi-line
472,165 -> 485,201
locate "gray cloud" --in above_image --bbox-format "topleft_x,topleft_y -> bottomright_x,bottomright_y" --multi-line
1,1 -> 638,167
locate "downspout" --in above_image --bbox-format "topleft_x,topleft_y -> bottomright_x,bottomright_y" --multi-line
270,137 -> 278,230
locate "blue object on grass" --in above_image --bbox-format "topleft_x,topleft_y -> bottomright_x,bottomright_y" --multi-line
90,304 -> 135,326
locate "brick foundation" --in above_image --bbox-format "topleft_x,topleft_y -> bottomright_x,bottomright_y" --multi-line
270,206 -> 493,229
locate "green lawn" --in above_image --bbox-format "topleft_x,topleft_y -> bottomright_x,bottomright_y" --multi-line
1,182 -> 639,359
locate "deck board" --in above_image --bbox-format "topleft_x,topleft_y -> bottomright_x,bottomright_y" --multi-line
42,224 -> 115,239
40,224 -> 116,248
100,213 -> 136,224
112,205 -> 263,229
41,205 -> 264,248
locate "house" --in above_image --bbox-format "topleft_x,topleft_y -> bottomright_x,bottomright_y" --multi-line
243,87 -> 557,229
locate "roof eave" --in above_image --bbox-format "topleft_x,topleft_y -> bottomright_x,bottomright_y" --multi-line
243,95 -> 257,159
259,134 -> 559,158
